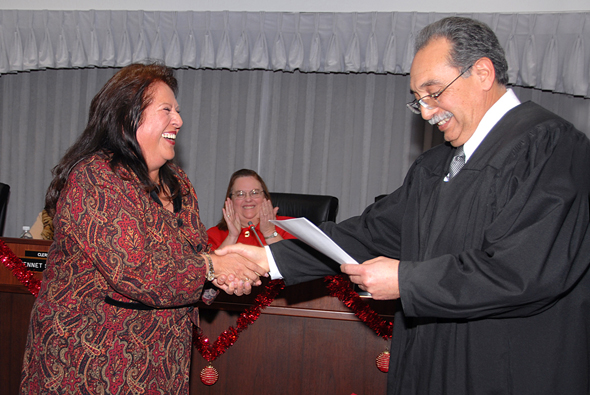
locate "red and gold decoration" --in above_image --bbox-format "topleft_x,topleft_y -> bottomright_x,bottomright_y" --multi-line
376,349 -> 391,373
1,238 -> 394,385
326,275 -> 392,374
192,275 -> 393,384
192,279 -> 285,385
200,363 -> 219,386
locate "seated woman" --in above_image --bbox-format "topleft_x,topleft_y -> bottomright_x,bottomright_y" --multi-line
207,169 -> 295,249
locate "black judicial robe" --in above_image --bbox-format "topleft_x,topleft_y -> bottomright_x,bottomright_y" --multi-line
270,101 -> 590,395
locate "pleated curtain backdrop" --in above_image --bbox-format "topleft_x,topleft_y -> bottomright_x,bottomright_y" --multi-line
1,10 -> 590,97
0,10 -> 589,237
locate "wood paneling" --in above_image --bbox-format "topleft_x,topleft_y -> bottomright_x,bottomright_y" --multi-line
190,279 -> 392,394
190,307 -> 390,394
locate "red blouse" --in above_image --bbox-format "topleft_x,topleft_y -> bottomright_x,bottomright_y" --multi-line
207,215 -> 296,250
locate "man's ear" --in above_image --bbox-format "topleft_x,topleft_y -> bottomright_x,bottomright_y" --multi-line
472,57 -> 496,91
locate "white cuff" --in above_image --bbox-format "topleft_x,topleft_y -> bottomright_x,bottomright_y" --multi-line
265,245 -> 283,280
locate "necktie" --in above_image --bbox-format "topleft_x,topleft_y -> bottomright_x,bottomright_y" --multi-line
448,145 -> 465,180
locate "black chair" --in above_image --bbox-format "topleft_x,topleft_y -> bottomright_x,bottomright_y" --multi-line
0,183 -> 10,237
269,192 -> 339,225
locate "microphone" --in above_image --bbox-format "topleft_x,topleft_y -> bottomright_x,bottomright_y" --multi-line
248,221 -> 265,247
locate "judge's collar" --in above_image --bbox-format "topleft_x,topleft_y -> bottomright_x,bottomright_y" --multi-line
463,89 -> 520,162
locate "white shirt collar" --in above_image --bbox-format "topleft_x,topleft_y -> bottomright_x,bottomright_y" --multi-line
463,88 -> 520,162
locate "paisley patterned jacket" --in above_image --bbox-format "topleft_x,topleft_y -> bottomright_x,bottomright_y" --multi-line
21,153 -> 213,395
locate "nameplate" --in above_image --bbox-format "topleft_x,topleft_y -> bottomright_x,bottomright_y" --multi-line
22,250 -> 48,271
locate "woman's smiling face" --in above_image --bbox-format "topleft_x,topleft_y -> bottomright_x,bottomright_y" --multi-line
136,81 -> 183,181
230,176 -> 265,227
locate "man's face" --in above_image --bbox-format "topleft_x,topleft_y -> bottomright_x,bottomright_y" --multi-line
409,38 -> 485,147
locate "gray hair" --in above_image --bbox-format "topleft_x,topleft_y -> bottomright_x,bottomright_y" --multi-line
415,17 -> 509,86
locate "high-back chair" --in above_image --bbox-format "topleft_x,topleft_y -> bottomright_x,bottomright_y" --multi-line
269,192 -> 339,225
0,183 -> 10,236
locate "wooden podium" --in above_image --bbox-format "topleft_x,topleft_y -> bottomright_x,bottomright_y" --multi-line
1,237 -> 393,395
0,237 -> 50,395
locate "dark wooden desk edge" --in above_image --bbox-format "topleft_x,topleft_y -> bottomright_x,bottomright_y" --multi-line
1,237 -> 53,247
0,284 -> 34,294
200,300 -> 394,321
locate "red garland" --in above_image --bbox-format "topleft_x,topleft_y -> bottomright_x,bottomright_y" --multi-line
193,279 -> 285,362
0,239 -> 41,296
324,275 -> 393,340
0,239 -> 392,363
193,275 -> 393,364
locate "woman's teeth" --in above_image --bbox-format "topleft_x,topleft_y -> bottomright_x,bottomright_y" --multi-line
162,132 -> 176,140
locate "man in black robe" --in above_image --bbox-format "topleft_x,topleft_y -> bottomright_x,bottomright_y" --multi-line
217,16 -> 590,394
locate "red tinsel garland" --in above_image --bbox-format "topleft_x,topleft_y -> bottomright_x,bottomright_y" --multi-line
0,239 -> 392,364
0,239 -> 41,296
192,275 -> 393,363
324,275 -> 393,340
193,279 -> 285,362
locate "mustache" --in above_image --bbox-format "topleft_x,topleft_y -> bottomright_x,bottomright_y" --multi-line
428,111 -> 454,126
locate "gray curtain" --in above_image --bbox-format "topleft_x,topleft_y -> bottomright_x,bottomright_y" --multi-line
0,67 -> 428,235
1,67 -> 589,237
1,10 -> 590,97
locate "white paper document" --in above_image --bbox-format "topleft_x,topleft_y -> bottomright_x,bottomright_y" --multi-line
270,217 -> 359,265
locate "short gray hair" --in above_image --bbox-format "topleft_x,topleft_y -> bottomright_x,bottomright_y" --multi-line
415,17 -> 509,86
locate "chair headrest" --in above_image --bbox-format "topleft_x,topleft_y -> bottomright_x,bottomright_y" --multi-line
0,183 -> 10,237
270,192 -> 338,225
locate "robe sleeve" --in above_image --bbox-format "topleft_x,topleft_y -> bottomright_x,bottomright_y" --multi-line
270,163 -> 414,286
400,124 -> 590,319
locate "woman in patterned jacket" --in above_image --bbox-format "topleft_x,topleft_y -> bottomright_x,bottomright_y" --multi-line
20,63 -> 266,395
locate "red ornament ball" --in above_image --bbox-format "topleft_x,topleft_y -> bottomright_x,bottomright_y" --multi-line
200,364 -> 219,385
376,350 -> 390,373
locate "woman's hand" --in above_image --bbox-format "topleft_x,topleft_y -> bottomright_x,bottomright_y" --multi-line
219,198 -> 242,248
259,198 -> 281,241
212,275 -> 252,296
213,244 -> 271,296
210,251 -> 267,284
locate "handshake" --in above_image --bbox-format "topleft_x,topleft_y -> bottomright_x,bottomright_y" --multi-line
206,242 -> 402,300
207,244 -> 271,296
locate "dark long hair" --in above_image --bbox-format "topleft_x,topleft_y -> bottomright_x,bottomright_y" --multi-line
45,63 -> 180,216
215,169 -> 271,231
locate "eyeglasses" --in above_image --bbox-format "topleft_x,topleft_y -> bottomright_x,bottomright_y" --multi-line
231,189 -> 263,199
406,64 -> 473,115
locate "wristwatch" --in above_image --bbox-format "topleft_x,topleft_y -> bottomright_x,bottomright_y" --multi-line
204,253 -> 215,281
264,231 -> 279,239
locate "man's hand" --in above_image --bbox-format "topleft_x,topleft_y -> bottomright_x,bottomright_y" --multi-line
341,257 -> 400,300
215,243 -> 270,274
